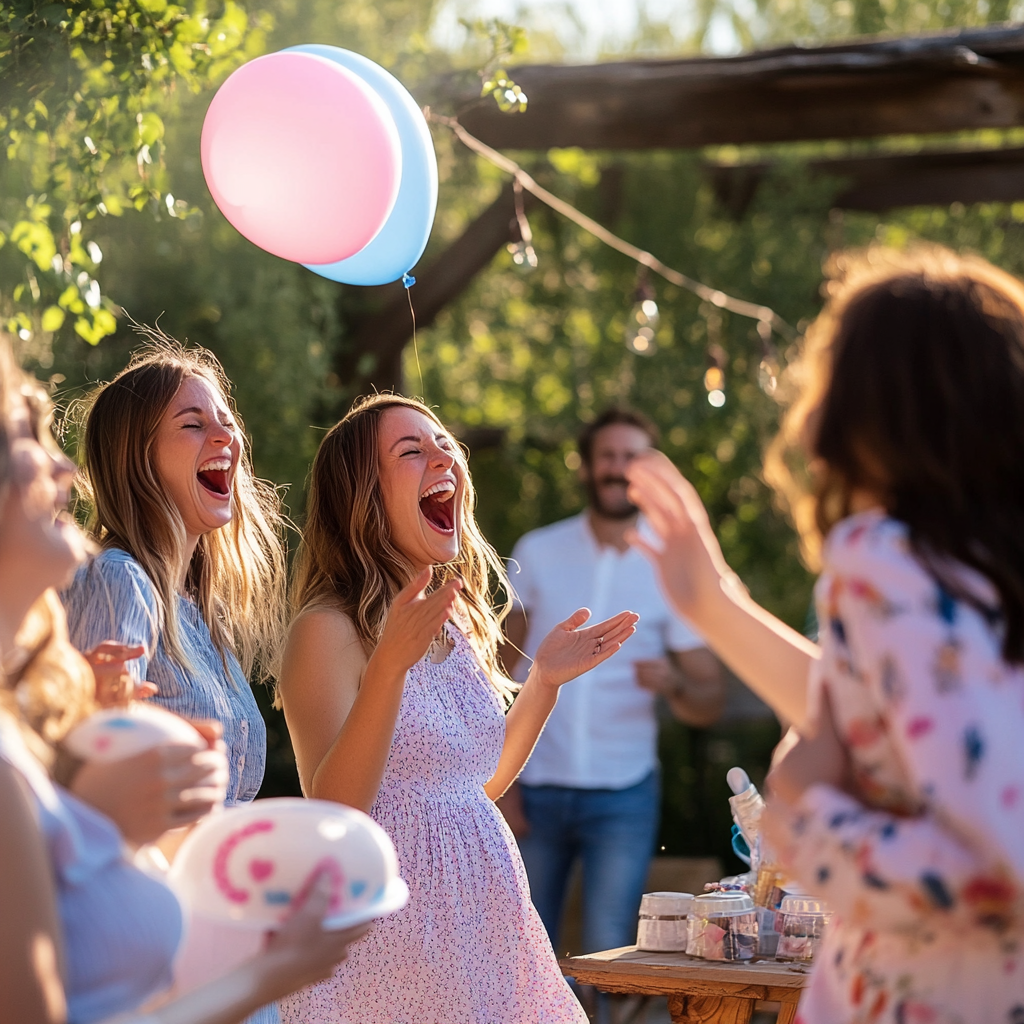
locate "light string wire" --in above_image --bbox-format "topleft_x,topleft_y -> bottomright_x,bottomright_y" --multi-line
428,112 -> 796,342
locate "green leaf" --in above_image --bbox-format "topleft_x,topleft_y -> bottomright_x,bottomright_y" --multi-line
136,112 -> 165,147
41,306 -> 66,332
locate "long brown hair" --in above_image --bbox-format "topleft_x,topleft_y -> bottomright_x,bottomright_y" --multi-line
766,243 -> 1024,662
74,333 -> 287,682
290,393 -> 512,695
0,332 -> 94,764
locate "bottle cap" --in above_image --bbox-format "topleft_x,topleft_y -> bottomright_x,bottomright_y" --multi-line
726,766 -> 751,794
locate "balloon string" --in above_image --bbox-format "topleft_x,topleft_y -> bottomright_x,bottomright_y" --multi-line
403,272 -> 422,396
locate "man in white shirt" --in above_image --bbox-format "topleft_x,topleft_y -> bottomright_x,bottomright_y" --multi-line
501,408 -> 725,963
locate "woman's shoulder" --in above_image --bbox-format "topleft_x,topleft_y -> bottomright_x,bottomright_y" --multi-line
72,547 -> 151,585
287,604 -> 366,655
822,510 -> 997,612
64,547 -> 159,618
821,511 -> 928,601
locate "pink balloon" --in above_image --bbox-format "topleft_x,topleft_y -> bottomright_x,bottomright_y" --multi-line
201,52 -> 401,265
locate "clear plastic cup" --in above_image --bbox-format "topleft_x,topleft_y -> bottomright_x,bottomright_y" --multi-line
686,892 -> 758,961
775,893 -> 831,962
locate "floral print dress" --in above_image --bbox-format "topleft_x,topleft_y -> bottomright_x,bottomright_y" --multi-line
774,511 -> 1024,1024
278,622 -> 588,1024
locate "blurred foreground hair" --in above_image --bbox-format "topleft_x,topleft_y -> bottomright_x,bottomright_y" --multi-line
75,331 -> 287,683
0,332 -> 94,763
766,243 -> 1024,663
291,393 -> 513,701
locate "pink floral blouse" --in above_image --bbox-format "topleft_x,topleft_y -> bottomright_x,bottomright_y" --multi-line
774,511 -> 1024,1024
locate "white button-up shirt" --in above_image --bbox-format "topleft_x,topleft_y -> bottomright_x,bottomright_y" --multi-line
510,512 -> 703,790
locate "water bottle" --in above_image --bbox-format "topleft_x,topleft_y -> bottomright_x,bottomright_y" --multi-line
726,766 -> 766,849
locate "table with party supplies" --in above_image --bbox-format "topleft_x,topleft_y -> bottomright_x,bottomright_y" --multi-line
559,946 -> 810,1024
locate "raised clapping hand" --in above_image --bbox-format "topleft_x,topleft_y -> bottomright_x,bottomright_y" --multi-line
84,640 -> 157,705
530,607 -> 640,689
372,568 -> 463,677
624,449 -> 736,619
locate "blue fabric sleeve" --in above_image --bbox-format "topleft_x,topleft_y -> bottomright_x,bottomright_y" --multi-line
62,550 -> 160,688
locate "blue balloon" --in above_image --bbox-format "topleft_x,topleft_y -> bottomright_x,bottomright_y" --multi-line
287,45 -> 437,286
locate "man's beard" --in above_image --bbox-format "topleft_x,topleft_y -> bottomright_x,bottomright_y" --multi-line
585,476 -> 638,520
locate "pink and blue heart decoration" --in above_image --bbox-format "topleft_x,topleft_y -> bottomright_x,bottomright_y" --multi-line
201,46 -> 437,287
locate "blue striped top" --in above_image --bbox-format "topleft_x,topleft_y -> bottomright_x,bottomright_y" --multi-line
62,547 -> 267,807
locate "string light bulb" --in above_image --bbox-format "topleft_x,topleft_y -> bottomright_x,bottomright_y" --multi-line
705,343 -> 727,407
506,178 -> 538,271
625,269 -> 659,356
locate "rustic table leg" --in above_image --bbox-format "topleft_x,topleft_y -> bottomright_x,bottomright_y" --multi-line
667,993 -> 756,1023
775,1001 -> 800,1024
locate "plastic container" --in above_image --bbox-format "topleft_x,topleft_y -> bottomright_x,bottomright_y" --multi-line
64,704 -> 205,762
636,892 -> 693,952
686,892 -> 758,961
775,893 -> 831,962
756,905 -> 780,957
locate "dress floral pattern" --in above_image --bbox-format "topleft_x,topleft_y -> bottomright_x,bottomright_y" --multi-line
773,510 -> 1024,1024
278,623 -> 588,1024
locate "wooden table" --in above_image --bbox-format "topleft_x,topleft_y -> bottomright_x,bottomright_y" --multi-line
559,946 -> 811,1024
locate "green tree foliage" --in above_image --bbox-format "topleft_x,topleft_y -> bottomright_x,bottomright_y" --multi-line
0,0 -> 269,349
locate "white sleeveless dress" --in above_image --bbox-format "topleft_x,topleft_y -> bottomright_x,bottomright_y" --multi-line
278,623 -> 587,1024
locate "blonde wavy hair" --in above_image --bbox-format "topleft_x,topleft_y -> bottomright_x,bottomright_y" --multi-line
289,394 -> 513,701
74,333 -> 287,683
0,333 -> 94,766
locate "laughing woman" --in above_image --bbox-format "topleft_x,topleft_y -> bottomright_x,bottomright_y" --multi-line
61,340 -> 286,1022
277,394 -> 639,1024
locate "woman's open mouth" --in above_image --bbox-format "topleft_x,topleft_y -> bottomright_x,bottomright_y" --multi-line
419,481 -> 456,535
197,458 -> 232,498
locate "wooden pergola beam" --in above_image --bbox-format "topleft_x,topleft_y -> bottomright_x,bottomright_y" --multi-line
707,144 -> 1024,216
433,25 -> 1024,150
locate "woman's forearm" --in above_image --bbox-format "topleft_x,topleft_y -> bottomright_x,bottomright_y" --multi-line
309,655 -> 406,813
692,578 -> 817,730
484,675 -> 558,800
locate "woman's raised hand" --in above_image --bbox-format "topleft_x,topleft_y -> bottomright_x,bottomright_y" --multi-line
625,449 -> 734,621
372,568 -> 463,677
84,640 -> 157,705
531,608 -> 639,689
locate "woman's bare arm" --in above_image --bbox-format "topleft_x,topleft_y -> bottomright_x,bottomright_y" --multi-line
0,760 -> 67,1024
280,572 -> 461,813
279,609 -> 395,812
626,451 -> 817,729
485,608 -> 639,799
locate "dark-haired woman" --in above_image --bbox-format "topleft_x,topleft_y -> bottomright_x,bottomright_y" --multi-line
626,245 -> 1024,1022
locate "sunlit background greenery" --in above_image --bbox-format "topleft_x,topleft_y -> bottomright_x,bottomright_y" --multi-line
7,0 -> 1024,866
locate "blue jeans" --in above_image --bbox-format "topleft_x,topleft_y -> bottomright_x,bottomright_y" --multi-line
518,771 -> 660,956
